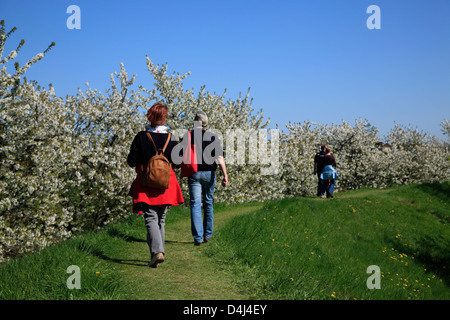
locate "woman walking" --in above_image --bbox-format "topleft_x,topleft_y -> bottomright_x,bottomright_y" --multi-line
127,103 -> 184,268
186,111 -> 228,246
320,147 -> 338,198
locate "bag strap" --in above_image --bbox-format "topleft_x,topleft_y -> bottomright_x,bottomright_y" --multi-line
162,133 -> 171,152
146,132 -> 172,154
146,132 -> 157,151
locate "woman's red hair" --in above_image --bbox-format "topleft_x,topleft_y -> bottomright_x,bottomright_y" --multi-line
147,103 -> 168,126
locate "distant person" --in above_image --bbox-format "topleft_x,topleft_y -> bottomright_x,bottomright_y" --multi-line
186,111 -> 228,246
313,144 -> 327,197
320,147 -> 338,199
127,103 -> 184,268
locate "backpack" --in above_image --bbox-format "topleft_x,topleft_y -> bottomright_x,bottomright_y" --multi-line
141,132 -> 172,189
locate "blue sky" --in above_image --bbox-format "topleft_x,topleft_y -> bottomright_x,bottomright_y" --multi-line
2,0 -> 449,139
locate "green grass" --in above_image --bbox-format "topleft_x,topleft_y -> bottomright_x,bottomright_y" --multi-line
0,231 -> 125,299
1,182 -> 449,300
204,182 -> 450,300
0,202 -> 260,300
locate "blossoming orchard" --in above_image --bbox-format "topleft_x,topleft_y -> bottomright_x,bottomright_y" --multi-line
1,21 -> 449,262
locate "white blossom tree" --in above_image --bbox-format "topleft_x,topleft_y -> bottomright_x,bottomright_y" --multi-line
1,20 -> 449,262
441,119 -> 450,143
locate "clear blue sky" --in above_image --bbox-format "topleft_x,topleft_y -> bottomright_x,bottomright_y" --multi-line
2,0 -> 449,139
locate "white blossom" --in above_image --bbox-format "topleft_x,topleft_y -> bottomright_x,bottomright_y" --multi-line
1,22 -> 449,263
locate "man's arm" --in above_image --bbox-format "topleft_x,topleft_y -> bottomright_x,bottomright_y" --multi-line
217,155 -> 228,187
313,154 -> 318,175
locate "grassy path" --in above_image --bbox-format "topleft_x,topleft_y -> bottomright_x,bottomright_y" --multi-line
103,203 -> 263,300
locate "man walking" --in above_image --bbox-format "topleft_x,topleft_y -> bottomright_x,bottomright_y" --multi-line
313,144 -> 327,197
187,111 -> 228,246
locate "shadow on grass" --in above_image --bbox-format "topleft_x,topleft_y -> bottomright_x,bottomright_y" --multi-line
106,227 -> 146,243
76,237 -> 148,267
94,254 -> 149,267
414,181 -> 450,202
165,240 -> 194,244
90,242 -> 195,267
79,231 -> 194,267
390,235 -> 450,287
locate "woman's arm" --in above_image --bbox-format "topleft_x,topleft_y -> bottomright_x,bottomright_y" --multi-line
127,133 -> 141,167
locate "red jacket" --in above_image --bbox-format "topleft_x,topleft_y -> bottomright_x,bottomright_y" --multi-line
128,165 -> 184,213
127,131 -> 184,213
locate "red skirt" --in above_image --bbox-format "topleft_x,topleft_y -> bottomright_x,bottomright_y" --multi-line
128,166 -> 184,213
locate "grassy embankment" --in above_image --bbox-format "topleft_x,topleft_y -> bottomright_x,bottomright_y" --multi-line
205,182 -> 450,300
1,182 -> 448,300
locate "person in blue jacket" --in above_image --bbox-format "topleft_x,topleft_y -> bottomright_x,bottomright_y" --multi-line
319,147 -> 337,198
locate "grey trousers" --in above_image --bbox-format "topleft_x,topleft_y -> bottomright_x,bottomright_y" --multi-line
142,205 -> 168,258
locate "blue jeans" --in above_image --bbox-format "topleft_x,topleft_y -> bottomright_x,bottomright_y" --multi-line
321,179 -> 335,198
188,171 -> 216,243
317,174 -> 325,196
